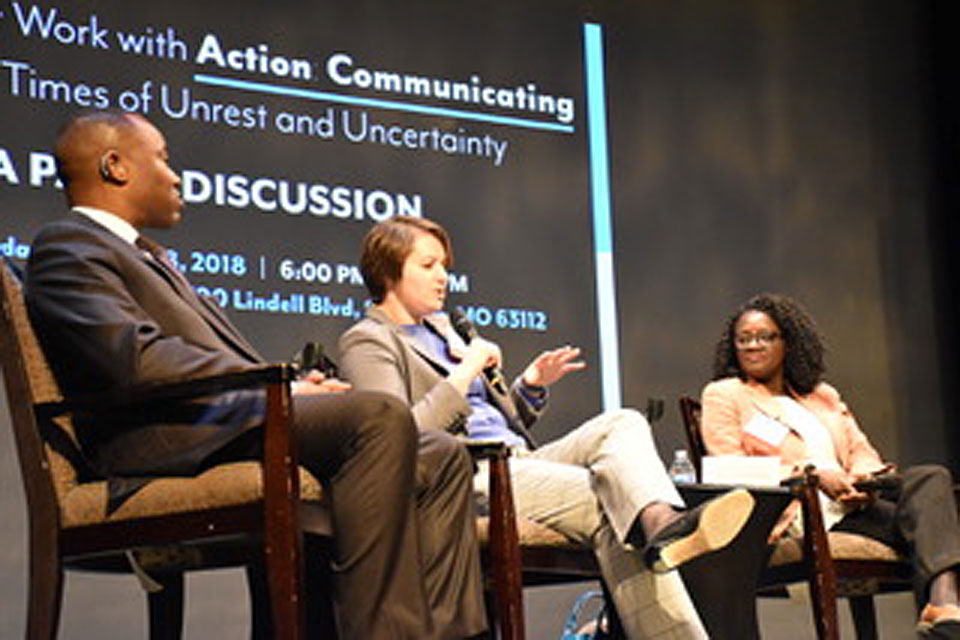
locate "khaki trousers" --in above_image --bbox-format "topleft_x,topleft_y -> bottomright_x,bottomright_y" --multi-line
476,408 -> 708,640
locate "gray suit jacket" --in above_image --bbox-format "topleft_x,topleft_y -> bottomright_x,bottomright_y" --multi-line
26,213 -> 265,479
338,307 -> 541,448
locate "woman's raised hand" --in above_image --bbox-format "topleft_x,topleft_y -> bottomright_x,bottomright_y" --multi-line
522,345 -> 586,388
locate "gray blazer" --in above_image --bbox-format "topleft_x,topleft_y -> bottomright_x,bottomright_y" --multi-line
338,307 -> 541,448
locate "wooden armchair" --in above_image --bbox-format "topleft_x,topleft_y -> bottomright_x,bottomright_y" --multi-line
678,396 -> 912,640
0,262 -> 334,639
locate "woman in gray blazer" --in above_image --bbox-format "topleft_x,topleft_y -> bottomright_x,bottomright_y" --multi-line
339,216 -> 755,639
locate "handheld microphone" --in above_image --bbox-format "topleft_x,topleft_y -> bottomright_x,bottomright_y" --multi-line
292,341 -> 339,379
449,308 -> 508,395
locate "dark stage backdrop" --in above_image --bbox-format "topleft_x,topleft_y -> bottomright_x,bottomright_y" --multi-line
604,1 -> 957,473
0,0 -> 604,423
1,0 -> 956,637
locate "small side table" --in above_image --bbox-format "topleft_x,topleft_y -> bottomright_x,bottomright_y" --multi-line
677,484 -> 794,640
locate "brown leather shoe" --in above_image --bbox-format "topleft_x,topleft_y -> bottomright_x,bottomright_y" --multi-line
643,488 -> 755,573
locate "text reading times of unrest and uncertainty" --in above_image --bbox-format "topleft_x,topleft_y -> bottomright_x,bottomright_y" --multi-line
3,3 -> 576,127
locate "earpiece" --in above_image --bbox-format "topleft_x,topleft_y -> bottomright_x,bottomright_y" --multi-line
99,156 -> 112,180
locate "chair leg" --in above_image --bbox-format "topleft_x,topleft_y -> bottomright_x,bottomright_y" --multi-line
488,451 -> 524,640
800,530 -> 839,640
147,573 -> 184,640
806,569 -> 840,640
483,587 -> 498,637
246,564 -> 272,640
848,596 -> 878,640
248,549 -> 327,640
262,539 -> 305,640
303,537 -> 337,639
26,535 -> 63,640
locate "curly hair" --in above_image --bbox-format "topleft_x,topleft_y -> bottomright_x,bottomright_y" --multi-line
711,293 -> 826,395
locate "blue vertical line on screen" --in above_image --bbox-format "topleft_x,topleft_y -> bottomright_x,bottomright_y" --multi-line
583,23 -> 622,411
192,74 -> 575,134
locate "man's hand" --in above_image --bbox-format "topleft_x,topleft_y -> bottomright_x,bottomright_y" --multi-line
521,345 -> 586,388
292,369 -> 352,395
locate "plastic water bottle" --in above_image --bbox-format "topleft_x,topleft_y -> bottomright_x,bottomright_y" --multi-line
668,449 -> 697,484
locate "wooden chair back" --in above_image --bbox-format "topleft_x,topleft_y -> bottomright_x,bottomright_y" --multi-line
0,259 -> 71,525
677,396 -> 705,482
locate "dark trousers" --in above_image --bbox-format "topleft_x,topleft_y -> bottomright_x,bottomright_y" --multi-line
832,464 -> 960,605
229,390 -> 486,640
293,391 -> 486,640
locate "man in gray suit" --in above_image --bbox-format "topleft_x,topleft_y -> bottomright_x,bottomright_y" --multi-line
25,109 -> 486,640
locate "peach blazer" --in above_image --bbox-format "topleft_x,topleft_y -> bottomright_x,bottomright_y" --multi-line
700,377 -> 889,538
700,377 -> 887,477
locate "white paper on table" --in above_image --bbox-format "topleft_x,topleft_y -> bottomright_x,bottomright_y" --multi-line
701,455 -> 781,487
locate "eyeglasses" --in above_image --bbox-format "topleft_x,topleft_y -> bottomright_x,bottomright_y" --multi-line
734,331 -> 781,349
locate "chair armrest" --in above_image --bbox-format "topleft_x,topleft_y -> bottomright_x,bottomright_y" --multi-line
463,438 -> 511,460
780,466 -> 832,546
783,466 -> 828,528
460,440 -> 513,517
35,363 -> 294,418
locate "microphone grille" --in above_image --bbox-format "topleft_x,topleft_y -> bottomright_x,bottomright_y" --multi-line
448,307 -> 475,339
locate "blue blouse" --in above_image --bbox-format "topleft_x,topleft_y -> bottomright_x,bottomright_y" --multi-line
401,323 -> 526,447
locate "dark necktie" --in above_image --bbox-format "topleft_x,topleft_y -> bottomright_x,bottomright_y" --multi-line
136,235 -> 190,289
135,235 -> 261,362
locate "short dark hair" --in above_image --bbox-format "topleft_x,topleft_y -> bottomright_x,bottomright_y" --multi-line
54,108 -> 137,186
360,217 -> 453,302
711,292 -> 826,395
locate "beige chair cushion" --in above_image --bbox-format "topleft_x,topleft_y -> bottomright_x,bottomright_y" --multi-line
769,531 -> 909,596
475,515 -> 582,549
61,462 -> 323,528
769,531 -> 903,566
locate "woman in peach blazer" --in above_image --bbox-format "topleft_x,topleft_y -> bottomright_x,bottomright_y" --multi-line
700,293 -> 960,636
702,377 -> 885,483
